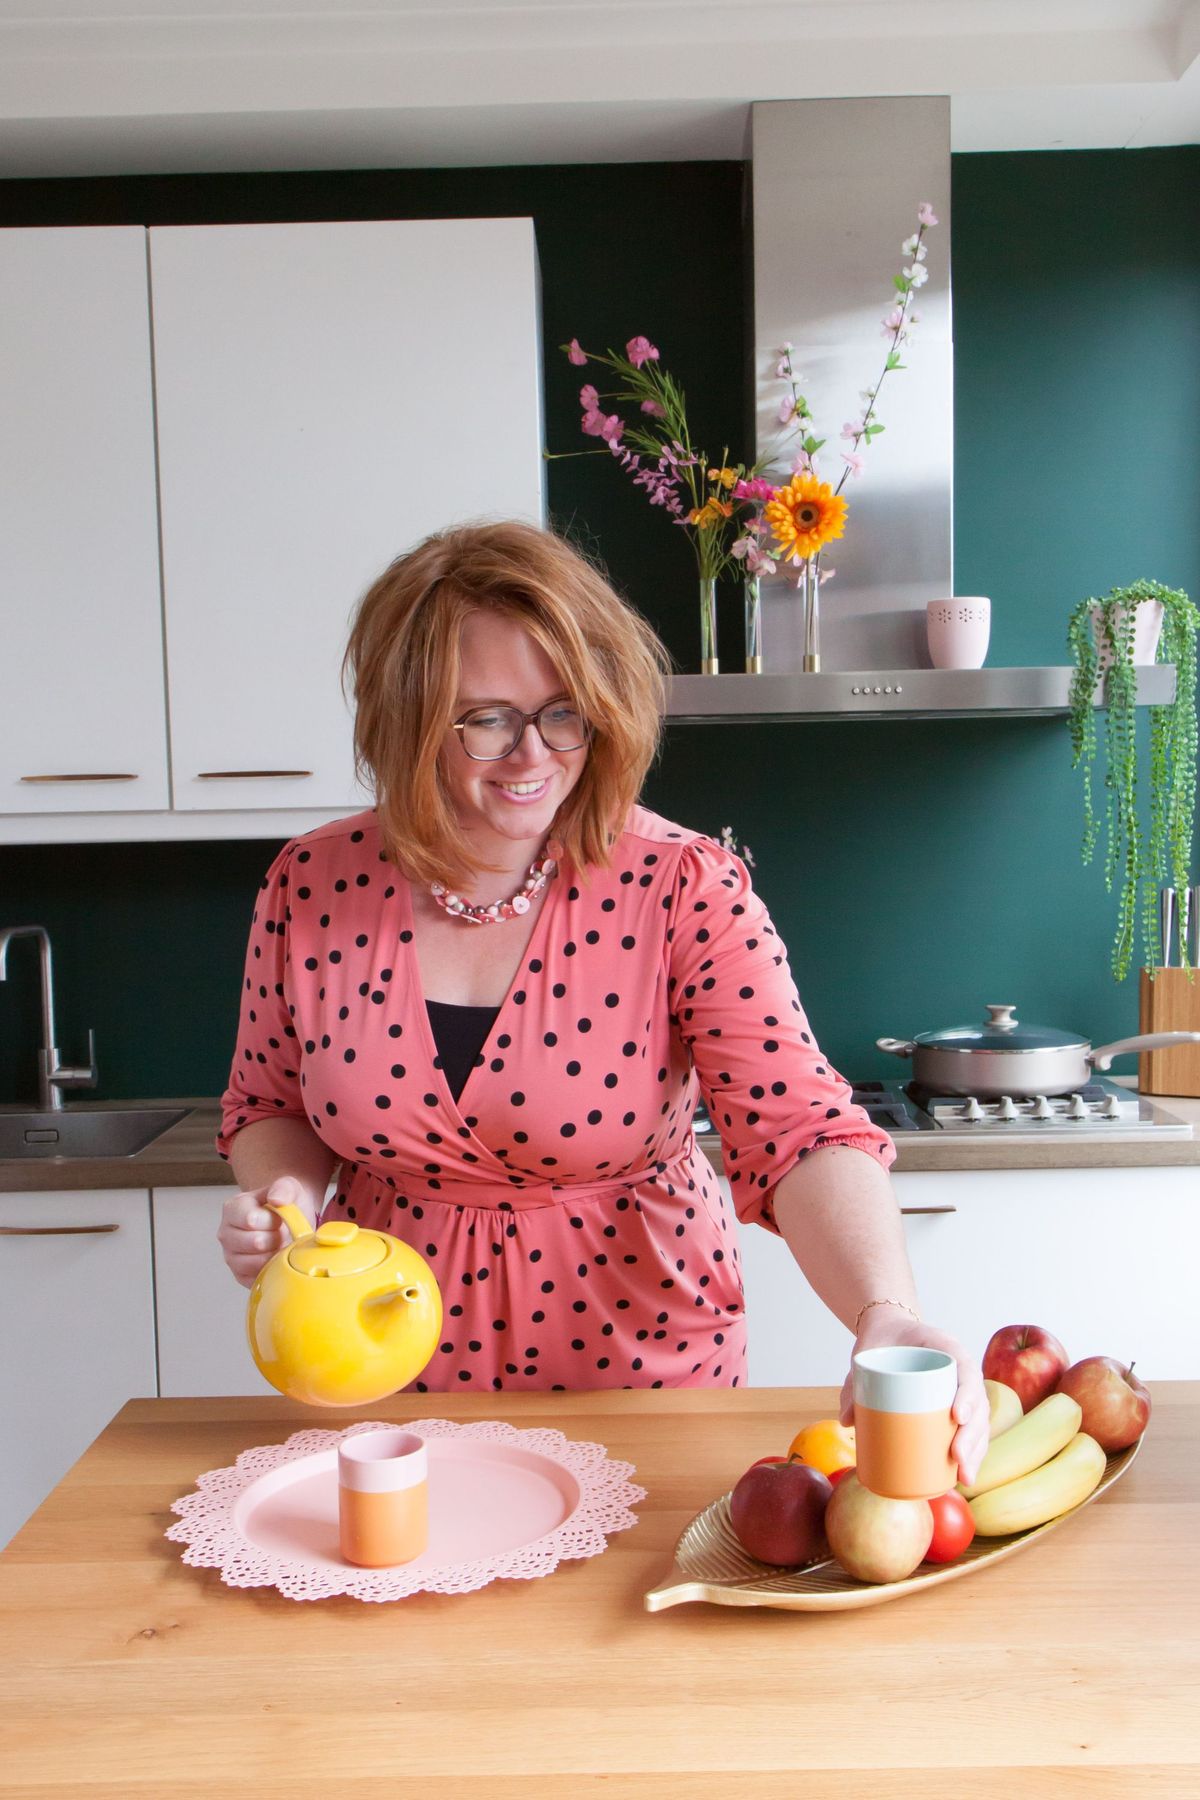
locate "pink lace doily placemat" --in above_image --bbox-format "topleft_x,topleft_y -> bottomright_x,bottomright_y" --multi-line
166,1418 -> 646,1602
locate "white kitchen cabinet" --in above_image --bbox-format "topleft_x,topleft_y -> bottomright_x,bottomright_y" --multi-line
2,216 -> 545,841
0,1188 -> 157,1549
149,217 -> 545,816
152,1185 -> 275,1397
0,228 -> 169,815
736,1166 -> 1200,1387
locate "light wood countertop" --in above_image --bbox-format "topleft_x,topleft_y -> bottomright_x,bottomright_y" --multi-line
1,1088 -> 1196,1193
1,1385 -> 1197,1795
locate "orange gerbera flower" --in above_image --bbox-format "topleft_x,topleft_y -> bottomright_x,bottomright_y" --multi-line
764,473 -> 847,563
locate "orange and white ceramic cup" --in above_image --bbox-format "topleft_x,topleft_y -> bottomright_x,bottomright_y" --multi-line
338,1428 -> 428,1567
853,1346 -> 958,1500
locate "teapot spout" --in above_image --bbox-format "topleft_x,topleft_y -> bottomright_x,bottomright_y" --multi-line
361,1279 -> 435,1345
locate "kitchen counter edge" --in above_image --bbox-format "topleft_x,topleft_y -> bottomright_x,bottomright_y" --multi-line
1,1094 -> 1198,1192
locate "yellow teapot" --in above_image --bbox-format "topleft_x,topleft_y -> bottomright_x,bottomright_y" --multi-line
247,1202 -> 443,1407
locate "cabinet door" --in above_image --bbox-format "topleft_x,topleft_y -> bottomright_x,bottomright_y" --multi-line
0,1189 -> 156,1548
736,1167 -> 1200,1386
0,228 -> 169,817
152,1185 -> 275,1397
150,218 -> 546,814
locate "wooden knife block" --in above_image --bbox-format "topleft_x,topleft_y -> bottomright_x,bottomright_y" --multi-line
1138,968 -> 1200,1096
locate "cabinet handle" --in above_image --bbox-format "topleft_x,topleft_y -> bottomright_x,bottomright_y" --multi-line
19,773 -> 138,784
0,1223 -> 120,1235
195,770 -> 313,780
900,1205 -> 958,1215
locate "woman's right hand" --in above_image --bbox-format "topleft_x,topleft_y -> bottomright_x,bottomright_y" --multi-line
218,1176 -> 317,1288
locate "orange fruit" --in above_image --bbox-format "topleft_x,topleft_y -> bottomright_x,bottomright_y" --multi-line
787,1418 -> 857,1476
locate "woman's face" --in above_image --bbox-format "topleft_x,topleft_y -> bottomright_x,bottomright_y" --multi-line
440,609 -> 589,864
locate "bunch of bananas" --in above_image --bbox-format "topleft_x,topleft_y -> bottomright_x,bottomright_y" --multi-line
959,1392 -> 1107,1535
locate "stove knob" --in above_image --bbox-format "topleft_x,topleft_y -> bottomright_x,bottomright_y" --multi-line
960,1095 -> 984,1121
997,1095 -> 1018,1120
1102,1094 -> 1122,1118
1068,1093 -> 1088,1119
1032,1094 -> 1054,1119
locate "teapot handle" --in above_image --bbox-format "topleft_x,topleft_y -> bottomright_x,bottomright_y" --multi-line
266,1199 -> 314,1244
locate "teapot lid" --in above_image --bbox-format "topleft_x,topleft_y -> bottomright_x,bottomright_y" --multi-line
287,1219 -> 388,1277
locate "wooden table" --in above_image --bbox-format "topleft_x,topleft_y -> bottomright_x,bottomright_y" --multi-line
2,1386 -> 1197,1797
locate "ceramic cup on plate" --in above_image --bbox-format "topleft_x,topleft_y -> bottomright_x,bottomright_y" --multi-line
853,1346 -> 958,1499
926,597 -> 991,669
338,1427 -> 428,1567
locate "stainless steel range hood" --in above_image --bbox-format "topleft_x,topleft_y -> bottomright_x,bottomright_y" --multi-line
668,665 -> 1177,724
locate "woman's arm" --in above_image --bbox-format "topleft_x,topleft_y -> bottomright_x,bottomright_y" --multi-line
772,1144 -> 988,1486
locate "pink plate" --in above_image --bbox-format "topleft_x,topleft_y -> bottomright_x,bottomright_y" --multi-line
167,1418 -> 645,1602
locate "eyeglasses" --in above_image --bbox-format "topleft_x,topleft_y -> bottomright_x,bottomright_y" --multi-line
450,698 -> 590,762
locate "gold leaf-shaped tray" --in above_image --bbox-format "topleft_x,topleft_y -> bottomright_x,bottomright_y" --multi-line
644,1436 -> 1142,1612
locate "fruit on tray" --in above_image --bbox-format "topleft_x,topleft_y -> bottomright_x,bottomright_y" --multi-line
984,1378 -> 1024,1439
729,1460 -> 833,1566
786,1418 -> 857,1477
1055,1356 -> 1152,1452
968,1432 -> 1106,1536
982,1324 -> 1070,1413
923,1489 -> 976,1564
824,1474 -> 934,1583
827,1466 -> 856,1487
959,1392 -> 1083,1500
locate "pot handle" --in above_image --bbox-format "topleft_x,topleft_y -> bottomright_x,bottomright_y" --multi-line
1089,1031 -> 1200,1070
876,1037 -> 916,1059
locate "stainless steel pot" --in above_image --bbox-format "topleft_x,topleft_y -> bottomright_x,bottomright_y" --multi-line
877,1003 -> 1200,1099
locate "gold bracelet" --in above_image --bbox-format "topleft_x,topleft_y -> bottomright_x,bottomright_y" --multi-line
853,1297 -> 922,1335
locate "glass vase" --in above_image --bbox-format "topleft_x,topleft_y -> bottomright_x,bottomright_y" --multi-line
800,557 -> 821,672
699,574 -> 719,674
743,574 -> 763,674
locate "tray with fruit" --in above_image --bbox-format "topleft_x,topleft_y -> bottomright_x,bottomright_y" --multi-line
644,1331 -> 1149,1613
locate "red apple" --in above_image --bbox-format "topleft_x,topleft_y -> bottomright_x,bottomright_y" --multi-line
1055,1356 -> 1151,1451
982,1324 -> 1070,1413
729,1460 -> 832,1566
827,1465 -> 856,1487
824,1474 -> 934,1583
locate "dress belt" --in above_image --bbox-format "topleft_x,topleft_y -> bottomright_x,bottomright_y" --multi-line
344,1154 -> 688,1213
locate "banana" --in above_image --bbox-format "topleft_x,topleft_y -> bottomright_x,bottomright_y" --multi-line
959,1390 -> 1083,1498
984,1378 -> 1023,1439
968,1432 -> 1106,1536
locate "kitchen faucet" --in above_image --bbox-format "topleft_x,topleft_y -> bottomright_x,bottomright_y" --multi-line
0,925 -> 97,1112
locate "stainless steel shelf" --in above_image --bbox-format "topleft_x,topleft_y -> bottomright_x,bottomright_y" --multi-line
666,665 -> 1178,723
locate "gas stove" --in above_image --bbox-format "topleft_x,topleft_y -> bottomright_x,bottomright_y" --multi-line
850,1078 -> 1194,1139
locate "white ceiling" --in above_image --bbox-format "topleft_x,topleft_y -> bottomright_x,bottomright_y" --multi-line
0,0 -> 1196,177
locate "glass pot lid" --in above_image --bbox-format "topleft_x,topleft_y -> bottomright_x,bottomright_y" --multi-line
913,1004 -> 1089,1055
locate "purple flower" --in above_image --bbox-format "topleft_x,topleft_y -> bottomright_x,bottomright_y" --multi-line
567,338 -> 588,365
626,336 -> 660,369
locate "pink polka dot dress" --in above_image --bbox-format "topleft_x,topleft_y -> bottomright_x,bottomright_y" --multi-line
219,805 -> 896,1392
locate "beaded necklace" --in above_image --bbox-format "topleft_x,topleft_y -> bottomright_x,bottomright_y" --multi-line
430,840 -> 561,926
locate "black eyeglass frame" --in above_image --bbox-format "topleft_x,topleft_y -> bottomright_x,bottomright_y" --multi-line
449,698 -> 591,762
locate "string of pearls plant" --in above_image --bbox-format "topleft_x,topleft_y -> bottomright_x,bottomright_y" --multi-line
1068,578 -> 1199,980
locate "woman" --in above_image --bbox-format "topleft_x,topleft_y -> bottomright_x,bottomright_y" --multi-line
218,521 -> 986,1484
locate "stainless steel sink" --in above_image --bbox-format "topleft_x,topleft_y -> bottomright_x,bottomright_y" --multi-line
0,1105 -> 191,1160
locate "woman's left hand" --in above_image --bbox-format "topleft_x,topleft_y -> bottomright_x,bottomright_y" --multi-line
837,1306 -> 989,1490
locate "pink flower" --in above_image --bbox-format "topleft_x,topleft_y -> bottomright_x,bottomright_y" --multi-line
791,450 -> 813,474
579,383 -> 599,411
599,413 -> 624,446
626,336 -> 660,368
917,202 -> 938,228
881,308 -> 906,336
774,354 -> 794,379
778,396 -> 797,424
581,409 -> 606,437
566,338 -> 588,365
841,419 -> 864,442
640,399 -> 666,418
841,452 -> 865,477
733,477 -> 776,503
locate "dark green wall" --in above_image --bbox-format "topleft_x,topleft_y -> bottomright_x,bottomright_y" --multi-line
1,149 -> 1196,1103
